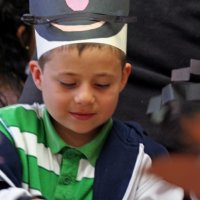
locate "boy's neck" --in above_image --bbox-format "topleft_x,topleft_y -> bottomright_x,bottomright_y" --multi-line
53,120 -> 101,147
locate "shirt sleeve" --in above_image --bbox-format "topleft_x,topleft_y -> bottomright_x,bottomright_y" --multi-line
122,143 -> 184,200
134,173 -> 184,200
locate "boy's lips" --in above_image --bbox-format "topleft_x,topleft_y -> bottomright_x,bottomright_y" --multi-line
69,112 -> 96,120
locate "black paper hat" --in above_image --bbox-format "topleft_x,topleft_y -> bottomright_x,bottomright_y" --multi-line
146,59 -> 200,123
22,0 -> 135,58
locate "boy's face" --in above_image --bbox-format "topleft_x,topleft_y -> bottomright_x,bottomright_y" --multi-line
30,46 -> 131,146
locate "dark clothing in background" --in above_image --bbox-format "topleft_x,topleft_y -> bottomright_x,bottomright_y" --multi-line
115,0 -> 200,137
19,0 -> 200,140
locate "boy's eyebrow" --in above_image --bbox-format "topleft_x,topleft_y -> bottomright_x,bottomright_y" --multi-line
57,72 -> 115,77
56,72 -> 77,77
95,73 -> 115,77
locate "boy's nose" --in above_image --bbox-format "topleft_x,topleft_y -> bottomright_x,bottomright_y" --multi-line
74,85 -> 95,105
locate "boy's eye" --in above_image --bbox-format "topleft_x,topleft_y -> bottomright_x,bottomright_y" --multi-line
95,83 -> 110,89
60,82 -> 77,88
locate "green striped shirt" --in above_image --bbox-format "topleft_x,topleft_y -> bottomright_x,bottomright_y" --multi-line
0,104 -> 112,200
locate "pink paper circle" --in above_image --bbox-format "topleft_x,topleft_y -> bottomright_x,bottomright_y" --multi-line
65,0 -> 89,11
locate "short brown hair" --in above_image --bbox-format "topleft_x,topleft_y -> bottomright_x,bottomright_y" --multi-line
38,43 -> 126,70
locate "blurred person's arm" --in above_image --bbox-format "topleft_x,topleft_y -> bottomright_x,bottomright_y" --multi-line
0,132 -> 45,200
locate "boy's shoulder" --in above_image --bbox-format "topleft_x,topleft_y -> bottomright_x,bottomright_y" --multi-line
0,103 -> 45,116
111,119 -> 168,157
0,103 -> 46,127
94,119 -> 168,199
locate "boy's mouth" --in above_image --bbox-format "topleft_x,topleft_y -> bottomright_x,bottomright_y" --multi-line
69,112 -> 96,120
51,21 -> 105,32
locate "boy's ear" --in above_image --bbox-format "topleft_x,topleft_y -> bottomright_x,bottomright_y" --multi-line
120,63 -> 132,92
29,60 -> 42,91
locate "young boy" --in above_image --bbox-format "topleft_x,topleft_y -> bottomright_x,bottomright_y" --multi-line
0,0 -> 184,199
